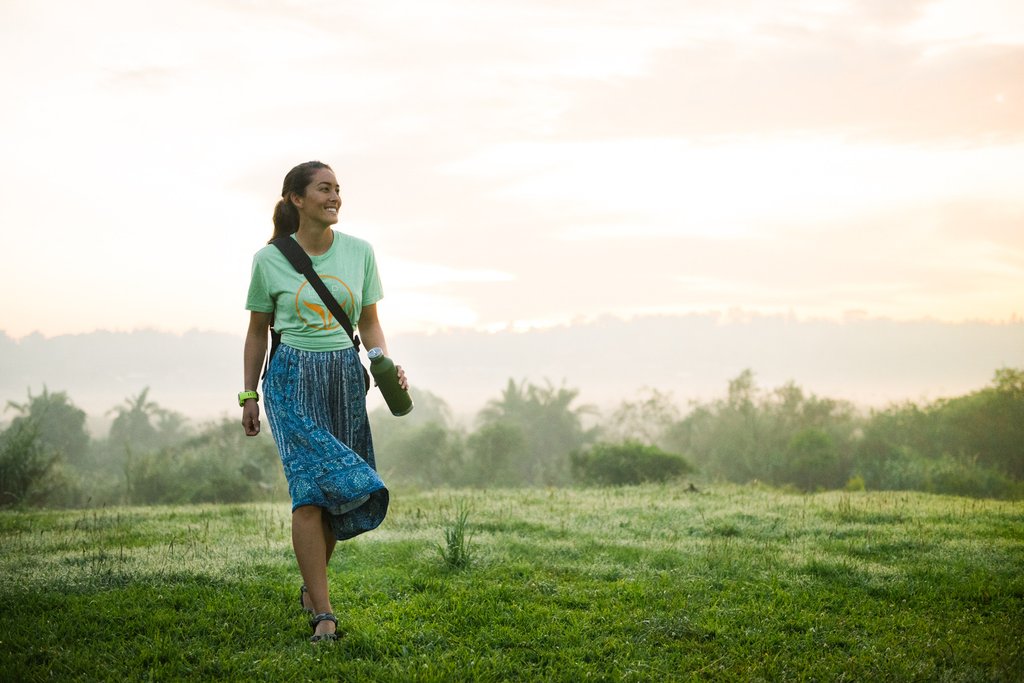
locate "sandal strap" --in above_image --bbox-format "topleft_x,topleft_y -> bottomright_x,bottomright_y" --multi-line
310,612 -> 338,628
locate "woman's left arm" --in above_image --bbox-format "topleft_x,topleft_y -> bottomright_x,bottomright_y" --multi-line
358,304 -> 409,389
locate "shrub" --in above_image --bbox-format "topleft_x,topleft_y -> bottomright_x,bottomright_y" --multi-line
0,421 -> 60,507
122,418 -> 285,505
776,428 -> 845,492
854,446 -> 1022,500
571,441 -> 692,486
464,422 -> 527,487
844,475 -> 866,492
382,422 -> 466,488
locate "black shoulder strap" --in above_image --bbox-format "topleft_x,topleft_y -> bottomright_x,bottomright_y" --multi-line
271,236 -> 360,351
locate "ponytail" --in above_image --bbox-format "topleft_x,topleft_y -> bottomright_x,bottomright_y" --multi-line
268,160 -> 333,244
270,198 -> 299,243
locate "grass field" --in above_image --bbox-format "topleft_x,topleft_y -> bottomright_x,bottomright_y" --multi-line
1,484 -> 1022,681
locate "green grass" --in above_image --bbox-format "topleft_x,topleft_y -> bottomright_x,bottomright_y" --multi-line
1,485 -> 1022,681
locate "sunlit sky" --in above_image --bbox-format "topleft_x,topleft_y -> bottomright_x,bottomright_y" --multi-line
2,0 -> 1022,340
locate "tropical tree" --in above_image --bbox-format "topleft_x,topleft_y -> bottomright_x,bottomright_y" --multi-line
664,370 -> 860,490
0,421 -> 59,507
465,421 -> 527,487
664,370 -> 764,483
369,387 -> 466,486
107,388 -> 189,452
851,367 -> 1024,496
123,417 -> 285,505
383,422 -> 465,488
604,388 -> 682,447
476,378 -> 597,485
6,386 -> 89,465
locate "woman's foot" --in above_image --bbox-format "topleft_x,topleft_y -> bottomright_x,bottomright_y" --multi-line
310,612 -> 338,642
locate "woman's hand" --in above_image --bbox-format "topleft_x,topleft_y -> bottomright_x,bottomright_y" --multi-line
396,365 -> 409,391
242,311 -> 271,437
242,400 -> 261,436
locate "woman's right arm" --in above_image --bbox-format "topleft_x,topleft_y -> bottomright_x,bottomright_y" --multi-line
242,311 -> 272,436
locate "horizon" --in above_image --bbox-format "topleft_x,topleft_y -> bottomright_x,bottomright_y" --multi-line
3,305 -> 1024,345
3,315 -> 1021,430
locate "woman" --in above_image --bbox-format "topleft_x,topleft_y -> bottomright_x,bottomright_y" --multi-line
241,161 -> 407,642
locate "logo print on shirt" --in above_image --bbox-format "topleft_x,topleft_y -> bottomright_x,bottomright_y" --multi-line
294,276 -> 355,331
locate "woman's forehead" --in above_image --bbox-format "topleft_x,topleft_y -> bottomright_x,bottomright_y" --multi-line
310,168 -> 338,185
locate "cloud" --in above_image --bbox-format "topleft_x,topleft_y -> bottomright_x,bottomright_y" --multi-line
556,28 -> 1024,143
441,136 -> 1024,233
384,258 -> 514,288
2,0 -> 1022,339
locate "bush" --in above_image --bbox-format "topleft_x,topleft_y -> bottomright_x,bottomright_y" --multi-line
924,455 -> 1022,499
845,475 -> 866,492
571,441 -> 692,486
382,422 -> 466,488
122,418 -> 285,505
464,422 -> 527,487
853,446 -> 1022,500
775,428 -> 844,492
0,421 -> 60,507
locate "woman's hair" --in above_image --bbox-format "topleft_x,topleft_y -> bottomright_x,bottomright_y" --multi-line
269,160 -> 333,243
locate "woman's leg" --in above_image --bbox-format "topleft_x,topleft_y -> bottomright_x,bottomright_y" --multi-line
323,512 -> 338,564
301,512 -> 338,613
293,505 -> 336,637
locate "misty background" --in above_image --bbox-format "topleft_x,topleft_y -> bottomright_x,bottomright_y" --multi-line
3,314 -> 1022,433
4,318 -> 1022,509
2,2 -> 1023,508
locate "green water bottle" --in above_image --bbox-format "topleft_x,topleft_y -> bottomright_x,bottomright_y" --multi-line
367,347 -> 413,416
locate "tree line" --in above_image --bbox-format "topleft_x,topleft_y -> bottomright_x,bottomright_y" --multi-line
0,387 -> 282,508
1,368 -> 1021,508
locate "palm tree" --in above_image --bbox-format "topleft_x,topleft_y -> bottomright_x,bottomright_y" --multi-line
476,378 -> 596,485
5,386 -> 89,465
107,388 -> 162,449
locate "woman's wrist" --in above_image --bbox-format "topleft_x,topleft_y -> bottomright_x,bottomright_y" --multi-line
238,390 -> 259,407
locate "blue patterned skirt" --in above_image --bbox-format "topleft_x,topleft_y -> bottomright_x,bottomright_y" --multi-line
263,343 -> 388,540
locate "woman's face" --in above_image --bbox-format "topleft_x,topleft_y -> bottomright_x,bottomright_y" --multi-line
293,168 -> 341,227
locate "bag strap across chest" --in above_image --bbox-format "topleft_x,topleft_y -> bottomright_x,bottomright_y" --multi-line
271,236 -> 361,351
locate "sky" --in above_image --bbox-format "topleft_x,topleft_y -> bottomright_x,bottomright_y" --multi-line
1,0 -> 1022,342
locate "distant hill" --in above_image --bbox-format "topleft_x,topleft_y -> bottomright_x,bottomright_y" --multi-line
2,314 -> 1022,432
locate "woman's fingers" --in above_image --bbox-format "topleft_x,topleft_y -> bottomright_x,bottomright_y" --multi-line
242,404 -> 261,435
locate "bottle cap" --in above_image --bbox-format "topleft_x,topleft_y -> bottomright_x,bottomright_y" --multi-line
367,347 -> 384,360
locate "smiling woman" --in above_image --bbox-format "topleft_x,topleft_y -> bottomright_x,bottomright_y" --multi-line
269,162 -> 341,243
240,160 -> 410,643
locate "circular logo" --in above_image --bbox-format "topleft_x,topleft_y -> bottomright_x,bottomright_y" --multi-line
294,276 -> 356,330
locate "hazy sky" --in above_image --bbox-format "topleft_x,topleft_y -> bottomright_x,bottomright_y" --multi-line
2,0 -> 1022,341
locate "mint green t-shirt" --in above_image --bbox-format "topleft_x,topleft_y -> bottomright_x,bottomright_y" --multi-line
245,231 -> 383,352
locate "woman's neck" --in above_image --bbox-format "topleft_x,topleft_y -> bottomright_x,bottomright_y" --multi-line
294,224 -> 334,256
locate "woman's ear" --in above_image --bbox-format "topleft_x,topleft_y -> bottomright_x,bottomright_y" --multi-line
289,191 -> 304,209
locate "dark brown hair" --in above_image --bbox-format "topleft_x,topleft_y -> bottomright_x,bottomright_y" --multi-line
269,161 -> 333,243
